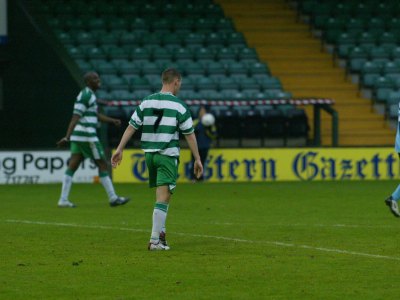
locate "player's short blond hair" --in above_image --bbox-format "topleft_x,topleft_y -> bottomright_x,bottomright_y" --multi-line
162,68 -> 181,84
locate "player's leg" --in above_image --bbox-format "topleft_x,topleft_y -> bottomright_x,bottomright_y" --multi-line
149,186 -> 171,250
58,152 -> 83,207
385,153 -> 400,217
94,156 -> 130,207
148,154 -> 177,250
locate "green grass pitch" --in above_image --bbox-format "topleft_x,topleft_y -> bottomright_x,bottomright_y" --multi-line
1,181 -> 400,299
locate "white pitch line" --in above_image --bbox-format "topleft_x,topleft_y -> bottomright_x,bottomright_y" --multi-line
5,219 -> 400,262
207,222 -> 399,229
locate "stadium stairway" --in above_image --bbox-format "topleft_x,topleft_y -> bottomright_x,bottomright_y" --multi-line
215,0 -> 394,146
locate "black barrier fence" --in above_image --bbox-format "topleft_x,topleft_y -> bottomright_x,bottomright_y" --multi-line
98,98 -> 338,148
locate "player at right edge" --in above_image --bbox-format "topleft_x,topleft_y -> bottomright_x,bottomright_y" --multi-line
385,101 -> 400,217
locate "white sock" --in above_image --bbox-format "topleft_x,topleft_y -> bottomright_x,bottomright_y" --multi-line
150,202 -> 169,243
161,210 -> 168,234
100,175 -> 118,202
60,174 -> 73,202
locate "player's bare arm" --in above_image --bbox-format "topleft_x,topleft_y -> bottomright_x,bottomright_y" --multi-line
184,133 -> 203,179
98,113 -> 121,127
111,125 -> 137,168
56,114 -> 80,147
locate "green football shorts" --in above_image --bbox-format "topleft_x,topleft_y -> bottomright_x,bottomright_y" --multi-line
145,152 -> 178,192
70,141 -> 106,160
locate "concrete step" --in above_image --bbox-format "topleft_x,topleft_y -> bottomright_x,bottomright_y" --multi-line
217,0 -> 391,146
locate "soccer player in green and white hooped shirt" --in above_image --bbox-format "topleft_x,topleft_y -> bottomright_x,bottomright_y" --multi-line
56,72 -> 129,208
111,68 -> 203,251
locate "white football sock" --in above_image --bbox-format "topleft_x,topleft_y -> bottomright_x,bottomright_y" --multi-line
100,175 -> 118,202
60,174 -> 73,202
150,202 -> 169,243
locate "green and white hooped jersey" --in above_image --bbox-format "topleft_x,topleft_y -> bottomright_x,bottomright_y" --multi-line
129,92 -> 194,157
70,87 -> 99,142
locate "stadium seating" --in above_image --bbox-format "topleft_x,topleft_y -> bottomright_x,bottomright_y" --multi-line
32,0 -> 309,146
298,0 -> 400,119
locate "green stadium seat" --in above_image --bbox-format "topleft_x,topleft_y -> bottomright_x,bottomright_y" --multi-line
324,29 -> 344,45
206,62 -> 226,76
75,59 -> 92,72
184,33 -> 206,47
142,61 -> 164,75
96,3 -> 118,15
205,33 -> 225,47
352,4 -> 374,18
335,33 -> 357,50
131,47 -> 152,60
162,33 -> 183,47
388,103 -> 398,119
104,76 -> 129,90
111,89 -> 132,100
120,32 -> 141,45
332,3 -> 353,17
180,61 -> 205,76
179,90 -> 202,100
199,90 -> 222,100
348,46 -> 369,60
225,32 -> 246,47
75,31 -> 96,45
217,77 -> 236,90
132,89 -> 153,99
56,31 -> 73,44
215,18 -> 235,31
247,62 -> 269,76
194,48 -> 215,61
87,19 -> 107,30
129,77 -> 151,90
175,19 -> 194,31
368,18 -> 385,31
378,32 -> 397,46
391,47 -> 400,60
375,87 -> 395,103
216,47 -> 237,61
131,18 -> 149,31
194,18 -> 216,32
361,73 -> 380,88
374,76 -> 395,90
361,61 -> 383,75
219,89 -> 241,100
384,61 -> 400,75
108,18 -> 129,31
103,46 -> 129,60
387,91 -> 400,104
258,77 -> 282,90
174,48 -> 194,61
237,48 -> 258,61
226,62 -> 247,76
96,90 -> 112,100
357,32 -> 378,46
95,61 -> 117,75
369,46 -> 392,61
196,77 -> 218,90
348,57 -> 368,73
153,48 -> 173,61
238,77 -> 259,90
241,89 -> 260,98
86,46 -> 106,59
115,61 -> 140,75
